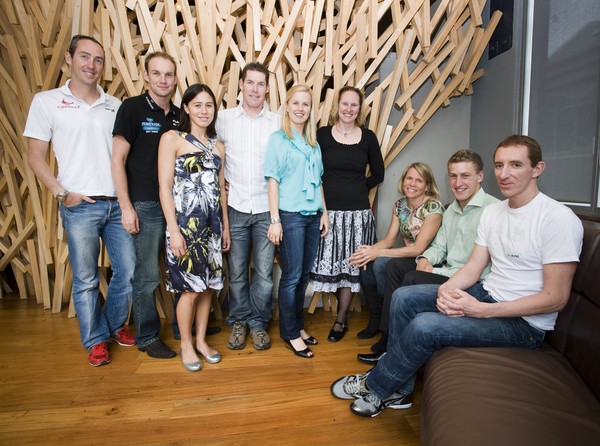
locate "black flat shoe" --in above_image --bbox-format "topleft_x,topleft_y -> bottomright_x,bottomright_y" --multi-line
283,338 -> 314,359
357,351 -> 386,364
302,335 -> 318,345
327,321 -> 348,342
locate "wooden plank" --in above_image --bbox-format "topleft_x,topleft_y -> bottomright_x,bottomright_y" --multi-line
368,0 -> 378,58
114,0 -> 139,80
110,46 -> 139,97
376,30 -> 415,139
267,0 -> 304,73
423,0 -> 469,63
41,0 -> 62,46
458,10 -> 502,92
416,25 -> 474,119
42,15 -> 71,91
356,0 -> 424,90
210,15 -> 236,92
256,16 -> 285,64
27,240 -> 43,304
386,73 -> 464,165
0,221 -> 35,271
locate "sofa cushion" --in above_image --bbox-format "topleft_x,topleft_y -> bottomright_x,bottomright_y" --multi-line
421,346 -> 600,446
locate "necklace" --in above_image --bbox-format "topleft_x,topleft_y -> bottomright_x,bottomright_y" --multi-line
335,124 -> 357,137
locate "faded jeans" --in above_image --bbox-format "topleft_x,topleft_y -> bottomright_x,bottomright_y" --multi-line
226,207 -> 275,331
366,283 -> 546,399
60,200 -> 135,350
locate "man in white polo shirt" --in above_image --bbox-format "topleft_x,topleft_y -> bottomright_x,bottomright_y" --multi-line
215,62 -> 281,351
25,35 -> 136,367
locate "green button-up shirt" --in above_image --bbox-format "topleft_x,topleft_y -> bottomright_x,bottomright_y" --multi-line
420,187 -> 499,278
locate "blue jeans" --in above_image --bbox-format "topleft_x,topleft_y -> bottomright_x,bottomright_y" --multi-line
361,256 -> 391,295
278,211 -> 321,340
60,200 -> 135,350
366,283 -> 546,399
226,207 -> 275,331
131,201 -> 165,348
373,256 -> 391,294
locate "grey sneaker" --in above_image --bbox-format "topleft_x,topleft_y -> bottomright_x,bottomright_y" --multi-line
330,372 -> 370,400
228,321 -> 247,350
350,392 -> 412,418
250,329 -> 271,350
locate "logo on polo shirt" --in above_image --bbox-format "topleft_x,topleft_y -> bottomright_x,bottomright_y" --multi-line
141,118 -> 161,133
58,98 -> 79,109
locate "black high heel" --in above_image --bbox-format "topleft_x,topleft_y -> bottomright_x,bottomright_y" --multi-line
302,335 -> 318,345
283,338 -> 314,359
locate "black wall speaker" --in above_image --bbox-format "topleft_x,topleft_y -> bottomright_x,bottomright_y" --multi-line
488,0 -> 514,59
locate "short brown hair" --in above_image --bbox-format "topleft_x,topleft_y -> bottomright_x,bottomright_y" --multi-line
68,34 -> 103,57
144,51 -> 177,75
448,149 -> 484,173
241,62 -> 269,83
495,135 -> 543,167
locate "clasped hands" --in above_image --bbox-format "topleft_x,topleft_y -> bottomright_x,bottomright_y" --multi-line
437,286 -> 482,317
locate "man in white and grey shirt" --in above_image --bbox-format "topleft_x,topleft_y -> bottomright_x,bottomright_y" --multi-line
215,62 -> 281,351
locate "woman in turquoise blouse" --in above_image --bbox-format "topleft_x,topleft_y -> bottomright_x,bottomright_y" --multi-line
265,84 -> 329,358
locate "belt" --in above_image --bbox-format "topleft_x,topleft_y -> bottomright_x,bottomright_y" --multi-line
89,196 -> 117,200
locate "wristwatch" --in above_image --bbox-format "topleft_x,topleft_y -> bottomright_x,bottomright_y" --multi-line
56,190 -> 70,203
270,217 -> 281,224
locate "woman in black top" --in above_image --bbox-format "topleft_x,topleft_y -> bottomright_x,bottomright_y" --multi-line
310,86 -> 385,341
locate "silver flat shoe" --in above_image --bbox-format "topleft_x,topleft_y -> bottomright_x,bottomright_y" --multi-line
180,350 -> 202,372
183,360 -> 202,372
201,350 -> 222,364
195,347 -> 222,364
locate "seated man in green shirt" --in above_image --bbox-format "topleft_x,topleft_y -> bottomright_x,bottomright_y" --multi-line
359,149 -> 499,363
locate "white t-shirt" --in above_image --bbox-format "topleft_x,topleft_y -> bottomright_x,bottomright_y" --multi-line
477,192 -> 583,331
216,104 -> 281,214
23,81 -> 121,196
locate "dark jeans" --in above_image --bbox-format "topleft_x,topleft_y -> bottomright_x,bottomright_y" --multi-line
380,259 -> 449,333
277,211 -> 321,340
131,201 -> 165,348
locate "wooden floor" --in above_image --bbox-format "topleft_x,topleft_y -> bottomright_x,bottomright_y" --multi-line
0,295 -> 421,445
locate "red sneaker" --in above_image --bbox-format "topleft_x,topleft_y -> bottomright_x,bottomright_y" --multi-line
111,327 -> 136,347
88,342 -> 110,367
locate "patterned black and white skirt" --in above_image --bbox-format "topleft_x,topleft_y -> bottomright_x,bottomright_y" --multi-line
310,209 -> 377,293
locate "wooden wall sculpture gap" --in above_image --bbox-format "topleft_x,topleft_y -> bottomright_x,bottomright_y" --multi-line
0,0 -> 499,312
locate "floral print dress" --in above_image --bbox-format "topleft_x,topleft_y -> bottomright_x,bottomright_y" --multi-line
165,131 -> 224,293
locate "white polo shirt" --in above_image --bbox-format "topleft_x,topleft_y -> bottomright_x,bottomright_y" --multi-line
216,104 -> 281,214
23,80 -> 121,196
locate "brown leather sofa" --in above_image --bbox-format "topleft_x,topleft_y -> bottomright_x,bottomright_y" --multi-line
421,215 -> 600,446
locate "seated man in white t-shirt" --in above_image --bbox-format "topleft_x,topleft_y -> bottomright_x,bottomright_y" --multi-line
331,134 -> 583,417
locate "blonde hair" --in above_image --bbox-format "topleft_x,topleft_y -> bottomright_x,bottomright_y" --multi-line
397,162 -> 440,199
282,84 -> 317,147
329,86 -> 366,127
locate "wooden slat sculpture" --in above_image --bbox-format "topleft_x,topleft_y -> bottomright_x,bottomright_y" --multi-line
0,0 -> 499,312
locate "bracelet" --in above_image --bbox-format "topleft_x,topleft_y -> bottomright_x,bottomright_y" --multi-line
270,217 -> 281,224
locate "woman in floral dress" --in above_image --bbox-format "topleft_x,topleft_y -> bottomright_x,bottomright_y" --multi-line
158,84 -> 230,372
